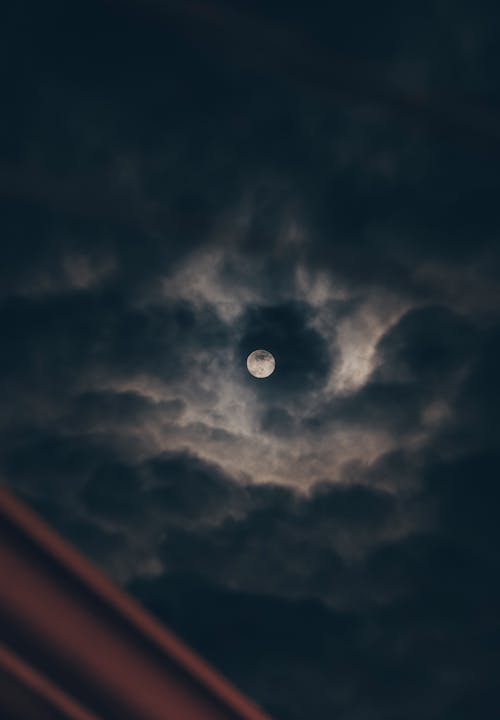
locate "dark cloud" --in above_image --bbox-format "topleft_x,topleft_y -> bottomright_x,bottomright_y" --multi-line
238,303 -> 332,398
82,461 -> 144,523
128,447 -> 500,720
1,1 -> 500,718
2,0 -> 498,314
67,391 -> 185,431
4,380 -> 500,719
305,304 -> 479,436
1,428 -> 111,500
0,290 -> 229,417
450,323 -> 500,450
374,305 -> 477,385
260,406 -> 296,436
144,452 -> 248,528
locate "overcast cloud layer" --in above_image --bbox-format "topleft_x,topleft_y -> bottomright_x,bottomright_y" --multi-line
2,2 -> 500,718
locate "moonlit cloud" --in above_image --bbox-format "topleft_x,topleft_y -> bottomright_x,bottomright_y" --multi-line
2,1 -> 500,718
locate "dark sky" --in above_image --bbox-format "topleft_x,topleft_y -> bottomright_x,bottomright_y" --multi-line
2,2 -> 500,718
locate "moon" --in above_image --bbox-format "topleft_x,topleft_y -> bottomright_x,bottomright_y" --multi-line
246,349 -> 276,379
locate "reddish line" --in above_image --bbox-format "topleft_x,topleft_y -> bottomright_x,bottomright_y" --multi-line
0,484 -> 271,720
0,643 -> 99,720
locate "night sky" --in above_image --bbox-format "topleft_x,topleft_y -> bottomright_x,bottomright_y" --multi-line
2,2 -> 500,718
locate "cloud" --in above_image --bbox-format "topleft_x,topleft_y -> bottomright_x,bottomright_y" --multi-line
1,1 -> 500,718
127,447 -> 500,720
3,305 -> 500,718
373,305 -> 477,386
304,304 -> 479,442
260,405 -> 295,436
237,302 -> 333,398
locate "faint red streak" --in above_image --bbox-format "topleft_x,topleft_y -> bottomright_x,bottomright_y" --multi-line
0,485 -> 272,719
0,643 -> 98,719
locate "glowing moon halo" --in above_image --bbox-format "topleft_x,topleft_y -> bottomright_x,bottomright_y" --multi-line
247,349 -> 275,378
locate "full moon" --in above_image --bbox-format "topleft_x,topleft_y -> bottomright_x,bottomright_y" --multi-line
246,349 -> 276,378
